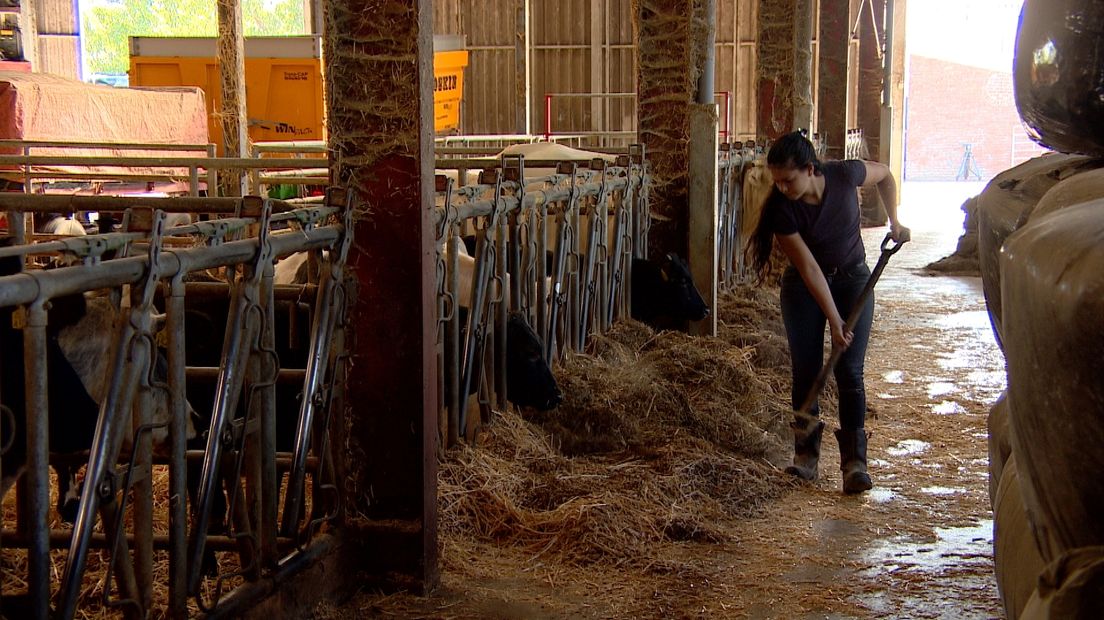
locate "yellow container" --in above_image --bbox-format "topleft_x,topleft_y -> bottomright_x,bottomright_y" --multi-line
129,36 -> 469,152
433,49 -> 468,134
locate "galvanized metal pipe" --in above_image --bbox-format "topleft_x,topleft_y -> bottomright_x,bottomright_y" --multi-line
0,227 -> 341,308
166,277 -> 190,618
1,529 -> 291,552
494,213 -> 509,411
22,304 -> 49,620
131,314 -> 156,613
258,265 -> 280,567
446,228 -> 461,447
187,276 -> 259,594
280,260 -> 337,538
58,303 -> 150,619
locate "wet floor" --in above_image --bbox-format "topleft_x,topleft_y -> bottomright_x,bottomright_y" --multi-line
776,182 -> 1007,619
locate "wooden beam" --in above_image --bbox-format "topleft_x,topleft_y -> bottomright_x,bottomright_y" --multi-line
217,0 -> 249,196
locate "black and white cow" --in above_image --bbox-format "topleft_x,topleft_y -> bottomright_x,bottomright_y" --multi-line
0,236 -> 198,521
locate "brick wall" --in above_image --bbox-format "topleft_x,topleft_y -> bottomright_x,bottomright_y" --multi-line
905,54 -> 1048,181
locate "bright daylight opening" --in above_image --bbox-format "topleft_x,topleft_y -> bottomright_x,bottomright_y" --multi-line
901,0 -> 1035,232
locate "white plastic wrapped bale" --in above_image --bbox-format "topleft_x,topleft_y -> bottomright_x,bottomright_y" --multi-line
994,452 -> 1047,620
975,153 -> 1098,348
1001,200 -> 1104,618
988,391 -> 1012,506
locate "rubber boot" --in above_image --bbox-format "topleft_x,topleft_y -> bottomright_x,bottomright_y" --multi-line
835,428 -> 873,494
784,418 -> 826,481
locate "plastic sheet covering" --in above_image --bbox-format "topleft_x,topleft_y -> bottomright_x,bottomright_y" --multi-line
1014,0 -> 1104,155
993,454 -> 1046,620
973,153 -> 1093,349
1002,200 -> 1104,566
987,391 -> 1011,505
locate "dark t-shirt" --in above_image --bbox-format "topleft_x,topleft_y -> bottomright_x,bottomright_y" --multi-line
766,159 -> 867,271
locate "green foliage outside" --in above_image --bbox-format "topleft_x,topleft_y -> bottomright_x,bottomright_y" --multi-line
82,0 -> 307,75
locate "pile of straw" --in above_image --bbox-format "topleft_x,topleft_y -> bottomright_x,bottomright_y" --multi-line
440,283 -> 797,569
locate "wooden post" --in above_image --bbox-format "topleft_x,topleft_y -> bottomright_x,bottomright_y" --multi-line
793,0 -> 816,133
757,0 -> 798,140
817,0 -> 852,159
19,0 -> 38,71
857,0 -> 884,160
637,0 -> 698,260
882,0 -> 906,192
515,0 -> 530,134
325,0 -> 438,593
688,105 -> 718,337
857,0 -> 886,224
688,0 -> 718,337
217,0 -> 249,196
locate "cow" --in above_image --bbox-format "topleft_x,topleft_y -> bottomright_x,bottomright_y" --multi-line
630,253 -> 710,329
0,238 -> 198,522
274,250 -> 325,285
504,312 -> 561,410
442,241 -> 562,411
459,235 -> 709,329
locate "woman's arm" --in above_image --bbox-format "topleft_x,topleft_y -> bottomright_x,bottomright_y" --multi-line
776,232 -> 853,349
862,161 -> 910,242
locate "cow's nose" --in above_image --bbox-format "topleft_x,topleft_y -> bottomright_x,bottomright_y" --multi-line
546,391 -> 563,410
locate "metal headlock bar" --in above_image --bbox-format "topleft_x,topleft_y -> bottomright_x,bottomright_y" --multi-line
0,195 -> 350,619
433,148 -> 649,446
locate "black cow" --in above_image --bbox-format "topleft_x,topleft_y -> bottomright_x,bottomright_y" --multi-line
505,312 -> 562,410
460,237 -> 708,329
449,309 -> 562,412
631,253 -> 710,329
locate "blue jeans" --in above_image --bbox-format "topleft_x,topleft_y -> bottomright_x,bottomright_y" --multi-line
780,262 -> 874,431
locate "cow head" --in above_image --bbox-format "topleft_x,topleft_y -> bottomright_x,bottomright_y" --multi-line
505,313 -> 562,411
659,253 -> 710,322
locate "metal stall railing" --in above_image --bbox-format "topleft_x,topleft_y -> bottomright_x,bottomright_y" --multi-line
716,140 -> 769,287
0,190 -> 352,619
432,147 -> 648,447
0,147 -> 332,245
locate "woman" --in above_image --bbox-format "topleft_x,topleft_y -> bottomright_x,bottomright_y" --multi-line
746,131 -> 909,494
